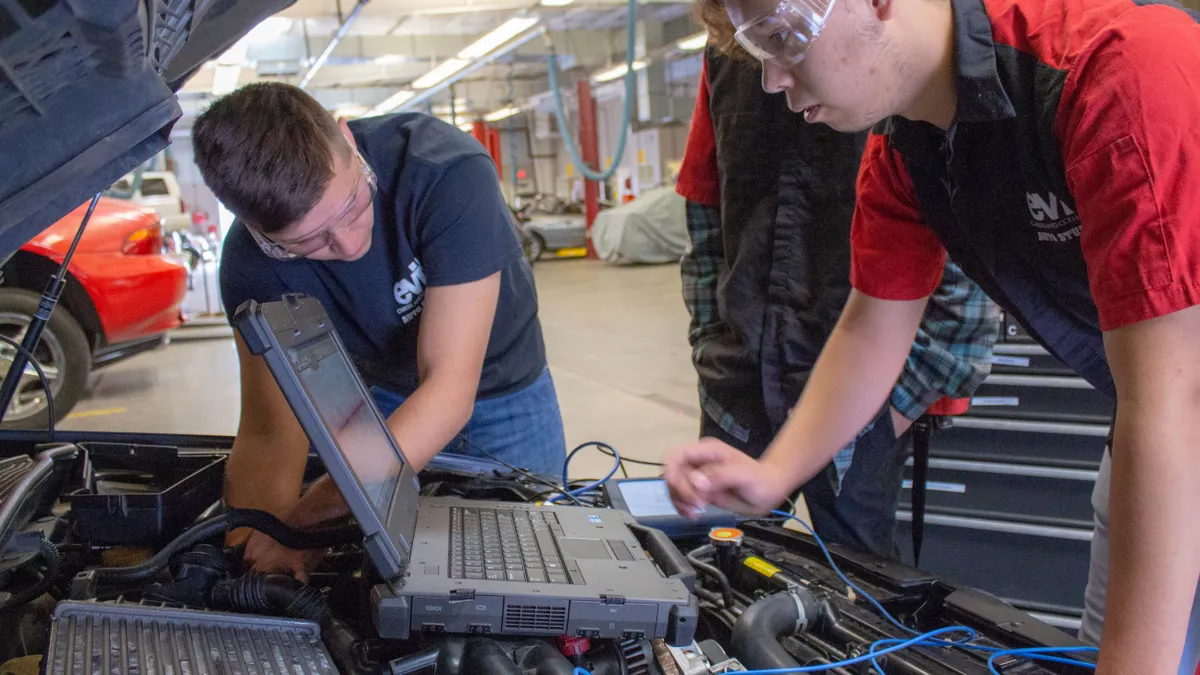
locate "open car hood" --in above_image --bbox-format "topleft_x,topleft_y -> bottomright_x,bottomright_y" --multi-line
0,0 -> 295,260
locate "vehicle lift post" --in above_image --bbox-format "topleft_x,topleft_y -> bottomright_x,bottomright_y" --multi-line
577,79 -> 600,260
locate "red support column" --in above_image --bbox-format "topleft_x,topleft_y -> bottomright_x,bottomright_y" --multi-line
576,79 -> 600,259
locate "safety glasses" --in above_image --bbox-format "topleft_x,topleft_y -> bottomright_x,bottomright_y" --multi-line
733,0 -> 838,67
249,150 -> 378,260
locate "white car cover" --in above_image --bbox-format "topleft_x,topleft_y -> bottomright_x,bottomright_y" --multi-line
590,186 -> 689,264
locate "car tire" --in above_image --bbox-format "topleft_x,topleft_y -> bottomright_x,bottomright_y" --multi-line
0,289 -> 91,429
528,233 -> 546,262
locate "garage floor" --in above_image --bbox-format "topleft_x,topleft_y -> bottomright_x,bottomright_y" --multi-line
59,260 -> 702,481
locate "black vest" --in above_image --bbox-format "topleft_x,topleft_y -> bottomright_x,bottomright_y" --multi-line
698,51 -> 868,429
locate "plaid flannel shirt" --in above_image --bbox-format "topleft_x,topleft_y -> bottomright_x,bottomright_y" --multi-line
681,200 -> 1000,430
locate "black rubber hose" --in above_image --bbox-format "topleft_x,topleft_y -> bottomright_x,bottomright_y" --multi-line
461,639 -> 523,675
323,618 -> 381,675
516,640 -> 576,675
209,572 -> 328,623
686,545 -> 734,608
91,510 -> 360,584
0,539 -> 61,610
730,589 -> 822,671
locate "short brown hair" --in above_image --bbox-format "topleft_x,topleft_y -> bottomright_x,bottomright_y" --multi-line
693,0 -> 754,60
192,82 -> 348,234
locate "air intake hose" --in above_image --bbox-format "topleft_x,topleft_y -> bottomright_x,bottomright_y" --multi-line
730,588 -> 822,670
209,572 -> 328,623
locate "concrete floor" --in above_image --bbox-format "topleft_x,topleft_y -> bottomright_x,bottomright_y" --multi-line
59,259 -> 702,481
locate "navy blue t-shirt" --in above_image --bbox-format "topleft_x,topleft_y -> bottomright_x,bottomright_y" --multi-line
220,113 -> 545,399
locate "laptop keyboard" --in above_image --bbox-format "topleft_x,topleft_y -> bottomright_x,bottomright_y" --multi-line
450,507 -> 582,584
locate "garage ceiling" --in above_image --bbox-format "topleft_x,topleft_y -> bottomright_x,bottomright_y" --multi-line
176,0 -> 701,128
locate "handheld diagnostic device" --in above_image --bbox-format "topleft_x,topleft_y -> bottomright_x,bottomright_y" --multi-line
603,477 -> 738,538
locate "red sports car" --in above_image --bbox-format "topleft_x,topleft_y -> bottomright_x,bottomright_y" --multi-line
0,198 -> 189,428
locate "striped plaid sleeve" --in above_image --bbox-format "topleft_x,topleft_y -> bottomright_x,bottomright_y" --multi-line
890,259 -> 1001,420
681,200 -> 723,352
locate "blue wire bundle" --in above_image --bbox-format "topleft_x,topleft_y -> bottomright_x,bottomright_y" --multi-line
567,508 -> 1098,674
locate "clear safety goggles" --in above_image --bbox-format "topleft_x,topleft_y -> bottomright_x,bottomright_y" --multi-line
249,149 -> 377,260
733,0 -> 838,66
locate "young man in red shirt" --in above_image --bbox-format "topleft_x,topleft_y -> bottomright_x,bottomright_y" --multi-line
664,0 -> 1200,672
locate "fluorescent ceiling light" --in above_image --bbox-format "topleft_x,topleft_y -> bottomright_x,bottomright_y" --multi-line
210,65 -> 241,96
370,89 -> 416,115
374,54 -> 404,65
459,123 -> 476,132
594,60 -> 646,82
412,58 -> 469,89
676,32 -> 708,51
541,0 -> 576,6
247,17 -> 292,43
484,106 -> 522,122
457,17 -> 540,59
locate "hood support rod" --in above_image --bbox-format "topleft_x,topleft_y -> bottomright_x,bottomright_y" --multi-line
0,192 -> 101,426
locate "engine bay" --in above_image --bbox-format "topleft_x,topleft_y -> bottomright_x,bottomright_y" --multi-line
0,436 -> 1096,675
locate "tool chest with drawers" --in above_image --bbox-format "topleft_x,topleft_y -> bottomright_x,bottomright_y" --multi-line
897,312 -> 1110,631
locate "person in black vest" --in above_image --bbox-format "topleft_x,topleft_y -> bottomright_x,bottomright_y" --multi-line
675,47 -> 999,558
664,0 -> 1200,671
193,83 -> 565,579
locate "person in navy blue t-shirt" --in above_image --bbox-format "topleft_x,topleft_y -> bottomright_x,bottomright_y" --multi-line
192,82 -> 565,578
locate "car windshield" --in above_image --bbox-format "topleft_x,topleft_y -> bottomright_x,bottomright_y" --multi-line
140,178 -> 170,196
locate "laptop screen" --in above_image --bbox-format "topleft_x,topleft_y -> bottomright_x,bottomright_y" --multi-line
287,334 -> 403,515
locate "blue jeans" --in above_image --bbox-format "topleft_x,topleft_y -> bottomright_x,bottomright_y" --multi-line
370,367 -> 566,477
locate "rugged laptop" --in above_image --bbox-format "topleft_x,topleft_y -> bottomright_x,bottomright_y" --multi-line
234,294 -> 697,644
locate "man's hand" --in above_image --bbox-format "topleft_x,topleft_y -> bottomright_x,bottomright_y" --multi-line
237,477 -> 352,582
665,438 -> 795,517
242,530 -> 325,582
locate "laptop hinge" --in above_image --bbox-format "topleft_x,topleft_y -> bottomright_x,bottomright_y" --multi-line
449,589 -> 476,603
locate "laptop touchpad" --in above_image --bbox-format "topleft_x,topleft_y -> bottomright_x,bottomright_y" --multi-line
559,538 -> 612,560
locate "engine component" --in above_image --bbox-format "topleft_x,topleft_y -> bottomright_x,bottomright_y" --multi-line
143,543 -> 236,607
45,602 -> 337,675
65,446 -> 225,546
557,635 -> 591,661
620,637 -> 655,675
706,528 -> 744,577
209,572 -> 329,622
662,640 -> 746,675
0,535 -> 60,611
729,589 -> 821,671
387,637 -> 651,675
460,639 -> 523,675
514,640 -> 579,675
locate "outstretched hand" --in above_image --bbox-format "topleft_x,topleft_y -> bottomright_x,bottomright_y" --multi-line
663,438 -> 795,518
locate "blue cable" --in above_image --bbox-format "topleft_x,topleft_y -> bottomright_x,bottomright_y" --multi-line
546,0 -> 638,182
564,502 -> 1097,673
547,442 -> 622,503
765,511 -> 1097,672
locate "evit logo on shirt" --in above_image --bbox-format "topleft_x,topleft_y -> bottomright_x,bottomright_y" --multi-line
1026,191 -> 1081,243
394,260 -> 426,324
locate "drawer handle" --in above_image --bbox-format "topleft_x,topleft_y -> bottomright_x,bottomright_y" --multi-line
950,417 -> 1111,437
983,374 -> 1097,389
896,511 -> 1094,541
902,458 -> 1099,481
